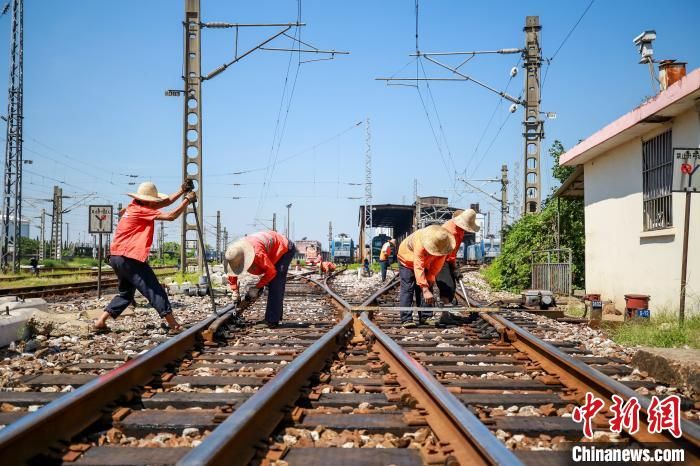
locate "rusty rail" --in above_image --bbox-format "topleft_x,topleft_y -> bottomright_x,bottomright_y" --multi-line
0,302 -> 236,465
489,313 -> 700,460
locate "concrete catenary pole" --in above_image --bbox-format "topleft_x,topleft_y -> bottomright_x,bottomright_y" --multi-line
39,208 -> 45,259
215,210 -> 221,262
180,0 -> 204,274
522,16 -> 543,215
500,164 -> 508,242
50,186 -> 62,260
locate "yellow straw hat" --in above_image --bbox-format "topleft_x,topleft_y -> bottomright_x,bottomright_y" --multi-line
418,225 -> 456,256
453,209 -> 480,233
127,181 -> 168,202
225,239 -> 255,276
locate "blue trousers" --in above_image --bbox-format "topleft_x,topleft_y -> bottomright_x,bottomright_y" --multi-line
399,264 -> 433,323
264,242 -> 296,324
379,260 -> 389,281
106,255 -> 172,318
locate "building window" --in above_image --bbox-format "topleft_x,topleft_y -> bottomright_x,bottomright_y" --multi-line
642,130 -> 673,231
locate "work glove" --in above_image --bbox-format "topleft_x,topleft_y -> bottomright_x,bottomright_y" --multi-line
245,287 -> 261,301
182,179 -> 195,192
185,191 -> 197,203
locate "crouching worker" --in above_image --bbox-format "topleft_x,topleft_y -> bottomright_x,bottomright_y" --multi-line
437,209 -> 479,304
225,230 -> 296,329
398,225 -> 455,328
319,260 -> 336,277
94,181 -> 195,334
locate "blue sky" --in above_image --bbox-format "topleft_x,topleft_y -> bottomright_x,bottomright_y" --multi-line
4,0 -> 700,248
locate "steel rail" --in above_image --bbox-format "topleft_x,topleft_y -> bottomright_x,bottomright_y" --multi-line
176,278 -> 395,466
359,313 -> 522,466
488,313 -> 700,459
179,277 -> 520,466
0,302 -> 236,465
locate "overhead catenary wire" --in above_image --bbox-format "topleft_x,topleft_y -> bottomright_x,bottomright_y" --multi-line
541,0 -> 595,89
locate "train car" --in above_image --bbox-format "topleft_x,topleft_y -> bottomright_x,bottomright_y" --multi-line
466,243 -> 484,265
371,233 -> 391,262
332,234 -> 354,264
484,239 -> 501,263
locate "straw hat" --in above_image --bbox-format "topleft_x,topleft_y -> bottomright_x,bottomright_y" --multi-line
225,239 -> 255,276
128,181 -> 168,202
453,209 -> 480,233
418,225 -> 456,256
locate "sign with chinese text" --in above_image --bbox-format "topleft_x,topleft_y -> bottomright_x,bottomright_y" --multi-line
88,205 -> 114,234
672,147 -> 700,192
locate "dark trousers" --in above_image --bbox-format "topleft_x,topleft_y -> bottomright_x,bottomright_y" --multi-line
399,264 -> 433,323
379,259 -> 389,281
436,262 -> 456,303
106,255 -> 172,318
264,243 -> 296,324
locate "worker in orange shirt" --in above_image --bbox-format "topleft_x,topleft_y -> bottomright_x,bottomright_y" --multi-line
225,230 -> 296,329
437,209 -> 479,304
378,238 -> 396,281
319,260 -> 336,277
397,225 -> 455,328
94,181 -> 195,334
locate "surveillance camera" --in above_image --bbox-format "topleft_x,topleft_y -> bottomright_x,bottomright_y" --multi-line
633,30 -> 656,46
509,103 -> 518,113
510,67 -> 518,78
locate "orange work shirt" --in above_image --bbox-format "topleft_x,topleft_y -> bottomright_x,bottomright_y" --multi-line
397,231 -> 446,290
379,242 -> 393,261
442,219 -> 465,265
110,201 -> 162,263
320,261 -> 336,273
244,231 -> 290,288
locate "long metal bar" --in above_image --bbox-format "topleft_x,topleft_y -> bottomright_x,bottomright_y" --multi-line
490,313 -> 700,457
410,49 -> 522,56
679,191 -> 691,324
360,313 -> 522,466
0,302 -> 236,465
190,199 -> 216,312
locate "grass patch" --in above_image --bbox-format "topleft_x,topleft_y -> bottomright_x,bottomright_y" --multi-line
0,274 -> 90,289
171,272 -> 202,285
603,311 -> 700,349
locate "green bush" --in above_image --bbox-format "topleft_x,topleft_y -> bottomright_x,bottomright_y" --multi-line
604,312 -> 700,349
486,140 -> 585,292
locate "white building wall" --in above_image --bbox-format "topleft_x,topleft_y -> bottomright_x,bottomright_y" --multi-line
584,109 -> 700,314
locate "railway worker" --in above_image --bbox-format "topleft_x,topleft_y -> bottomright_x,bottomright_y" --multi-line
378,238 -> 396,281
225,230 -> 296,329
319,260 -> 336,277
94,181 -> 195,334
437,209 -> 479,305
397,225 -> 455,328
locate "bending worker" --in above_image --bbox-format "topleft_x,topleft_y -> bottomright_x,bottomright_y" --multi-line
437,209 -> 480,306
397,225 -> 455,328
319,260 -> 336,277
378,238 -> 396,281
225,230 -> 296,329
94,181 -> 195,334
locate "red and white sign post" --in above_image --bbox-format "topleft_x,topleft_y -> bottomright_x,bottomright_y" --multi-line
88,205 -> 114,299
671,148 -> 700,324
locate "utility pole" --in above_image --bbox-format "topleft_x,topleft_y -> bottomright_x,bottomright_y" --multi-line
328,221 -> 333,259
286,203 -> 292,239
215,210 -> 221,262
50,186 -> 62,260
38,208 -> 45,259
173,1 -> 346,274
1,0 -> 24,272
522,16 -> 543,214
272,213 -> 276,232
414,178 -> 420,230
501,164 -> 509,241
222,227 -> 229,273
512,161 -> 521,220
362,118 -> 373,262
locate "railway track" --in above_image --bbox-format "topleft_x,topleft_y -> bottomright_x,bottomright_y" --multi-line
0,268 -> 178,299
0,271 -> 696,465
0,266 -> 177,283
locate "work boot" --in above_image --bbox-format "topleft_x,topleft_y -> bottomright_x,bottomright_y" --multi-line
419,317 -> 439,326
401,321 -> 417,329
253,320 -> 279,330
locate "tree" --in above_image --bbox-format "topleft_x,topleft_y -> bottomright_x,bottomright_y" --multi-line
485,140 -> 585,291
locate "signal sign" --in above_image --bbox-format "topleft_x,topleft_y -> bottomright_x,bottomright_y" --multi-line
89,205 -> 114,234
672,148 -> 700,192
